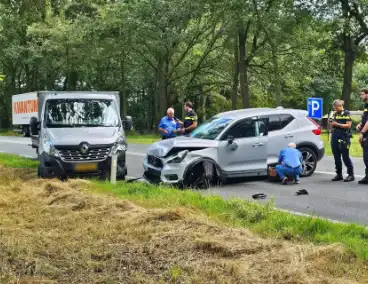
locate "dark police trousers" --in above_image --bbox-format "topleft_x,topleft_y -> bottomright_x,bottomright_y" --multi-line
331,132 -> 353,175
362,135 -> 368,175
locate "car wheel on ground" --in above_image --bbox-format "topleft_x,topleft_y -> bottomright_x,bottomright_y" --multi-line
184,161 -> 216,189
298,147 -> 317,177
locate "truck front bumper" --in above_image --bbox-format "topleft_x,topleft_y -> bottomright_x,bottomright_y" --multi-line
39,151 -> 127,179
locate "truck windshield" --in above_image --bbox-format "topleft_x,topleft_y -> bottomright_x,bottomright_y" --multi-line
44,99 -> 120,128
190,116 -> 233,140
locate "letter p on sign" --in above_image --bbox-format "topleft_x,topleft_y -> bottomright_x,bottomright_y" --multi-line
307,98 -> 323,119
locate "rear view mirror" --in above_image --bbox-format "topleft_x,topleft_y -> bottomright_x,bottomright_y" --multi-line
122,116 -> 133,131
30,117 -> 39,135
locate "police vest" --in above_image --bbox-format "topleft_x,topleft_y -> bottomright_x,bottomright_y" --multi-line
183,110 -> 197,132
332,110 -> 351,135
361,103 -> 368,127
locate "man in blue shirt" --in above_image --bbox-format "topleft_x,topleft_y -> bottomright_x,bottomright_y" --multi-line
276,142 -> 303,185
158,108 -> 181,140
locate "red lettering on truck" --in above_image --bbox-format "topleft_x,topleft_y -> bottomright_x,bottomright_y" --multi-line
13,100 -> 38,114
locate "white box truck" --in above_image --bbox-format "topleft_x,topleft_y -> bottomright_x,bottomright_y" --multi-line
12,92 -> 39,136
12,91 -> 133,180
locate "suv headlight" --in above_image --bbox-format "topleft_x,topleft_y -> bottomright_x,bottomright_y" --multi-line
166,150 -> 189,164
42,134 -> 58,157
111,136 -> 127,155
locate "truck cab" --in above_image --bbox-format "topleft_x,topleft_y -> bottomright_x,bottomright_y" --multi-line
29,91 -> 132,180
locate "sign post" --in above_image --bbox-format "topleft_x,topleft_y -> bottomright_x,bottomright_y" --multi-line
307,97 -> 323,119
110,153 -> 117,185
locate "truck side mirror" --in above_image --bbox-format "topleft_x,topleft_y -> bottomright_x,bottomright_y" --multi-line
30,117 -> 39,135
122,116 -> 133,131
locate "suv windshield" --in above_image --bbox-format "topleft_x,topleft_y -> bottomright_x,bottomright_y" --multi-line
44,99 -> 120,128
190,116 -> 233,140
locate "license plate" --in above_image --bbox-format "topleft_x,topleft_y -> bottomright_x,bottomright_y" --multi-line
75,163 -> 98,172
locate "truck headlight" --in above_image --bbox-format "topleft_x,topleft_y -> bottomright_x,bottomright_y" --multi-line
111,136 -> 127,155
42,134 -> 58,157
166,150 -> 189,164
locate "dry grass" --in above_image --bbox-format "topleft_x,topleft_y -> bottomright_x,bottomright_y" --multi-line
0,167 -> 367,284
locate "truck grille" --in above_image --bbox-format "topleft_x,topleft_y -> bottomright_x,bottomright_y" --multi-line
57,147 -> 111,162
147,155 -> 163,168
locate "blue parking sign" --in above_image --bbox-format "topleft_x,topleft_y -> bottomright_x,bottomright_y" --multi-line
307,98 -> 323,119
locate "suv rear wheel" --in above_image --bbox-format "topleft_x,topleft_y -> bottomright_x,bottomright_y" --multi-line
298,147 -> 317,177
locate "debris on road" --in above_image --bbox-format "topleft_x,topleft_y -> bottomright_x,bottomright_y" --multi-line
296,189 -> 309,196
252,193 -> 267,200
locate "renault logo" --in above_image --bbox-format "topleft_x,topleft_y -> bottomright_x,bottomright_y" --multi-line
80,144 -> 89,154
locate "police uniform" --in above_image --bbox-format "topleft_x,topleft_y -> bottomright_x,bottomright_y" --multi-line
359,103 -> 368,184
331,109 -> 354,181
183,109 -> 197,135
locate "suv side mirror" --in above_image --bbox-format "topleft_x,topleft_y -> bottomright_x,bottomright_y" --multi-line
227,135 -> 234,144
122,116 -> 133,131
30,117 -> 39,135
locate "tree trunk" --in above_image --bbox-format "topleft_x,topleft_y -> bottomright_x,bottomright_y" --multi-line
120,60 -> 127,119
158,57 -> 167,116
270,42 -> 281,106
341,0 -> 354,109
232,34 -> 239,110
342,40 -> 354,109
238,26 -> 250,108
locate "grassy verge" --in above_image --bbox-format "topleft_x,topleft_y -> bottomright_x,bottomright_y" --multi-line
0,167 -> 366,283
0,129 -> 21,137
1,153 -> 368,262
94,181 -> 368,260
126,133 -> 160,144
0,153 -> 39,168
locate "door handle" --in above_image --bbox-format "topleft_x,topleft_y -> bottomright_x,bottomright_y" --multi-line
258,143 -> 264,146
253,143 -> 263,147
285,134 -> 294,138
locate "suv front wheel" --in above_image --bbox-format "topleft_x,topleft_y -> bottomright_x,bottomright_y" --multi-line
298,147 -> 317,177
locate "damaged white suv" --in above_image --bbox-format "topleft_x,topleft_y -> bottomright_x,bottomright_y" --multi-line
143,108 -> 324,188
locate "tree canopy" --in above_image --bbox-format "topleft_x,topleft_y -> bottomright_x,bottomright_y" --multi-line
0,0 -> 368,130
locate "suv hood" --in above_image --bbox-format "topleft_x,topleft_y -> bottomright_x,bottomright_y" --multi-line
147,136 -> 218,157
46,127 -> 120,145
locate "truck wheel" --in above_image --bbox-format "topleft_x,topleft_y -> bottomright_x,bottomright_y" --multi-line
37,165 -> 41,178
22,126 -> 30,137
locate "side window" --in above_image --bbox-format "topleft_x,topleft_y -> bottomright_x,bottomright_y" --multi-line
268,115 -> 281,132
280,114 -> 295,128
224,119 -> 257,139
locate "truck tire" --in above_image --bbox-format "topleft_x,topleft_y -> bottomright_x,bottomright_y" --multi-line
22,126 -> 30,137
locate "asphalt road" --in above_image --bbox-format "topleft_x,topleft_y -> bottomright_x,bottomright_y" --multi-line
1,136 -> 368,225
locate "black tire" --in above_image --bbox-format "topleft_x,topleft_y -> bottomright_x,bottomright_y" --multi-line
184,161 -> 215,189
37,165 -> 41,178
298,147 -> 317,177
22,126 -> 30,137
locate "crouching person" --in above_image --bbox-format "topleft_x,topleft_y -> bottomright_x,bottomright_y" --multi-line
276,143 -> 303,185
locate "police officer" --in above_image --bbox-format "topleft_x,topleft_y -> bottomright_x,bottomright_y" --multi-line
180,101 -> 198,136
330,99 -> 354,182
357,89 -> 368,184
